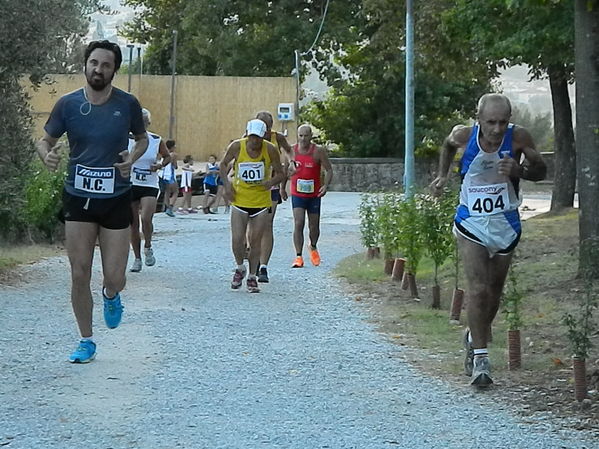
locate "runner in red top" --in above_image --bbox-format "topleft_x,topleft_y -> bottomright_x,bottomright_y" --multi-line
286,124 -> 333,268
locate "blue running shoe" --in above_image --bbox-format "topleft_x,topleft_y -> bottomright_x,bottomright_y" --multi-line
69,339 -> 96,363
103,291 -> 124,329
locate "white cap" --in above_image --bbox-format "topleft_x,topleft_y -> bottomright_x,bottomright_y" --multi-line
246,119 -> 266,137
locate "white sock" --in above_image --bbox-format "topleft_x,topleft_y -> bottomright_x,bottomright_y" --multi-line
81,336 -> 94,343
473,348 -> 488,358
237,264 -> 246,272
467,331 -> 473,344
260,264 -> 267,270
102,287 -> 117,300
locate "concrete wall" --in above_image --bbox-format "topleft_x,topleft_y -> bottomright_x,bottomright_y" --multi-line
26,74 -> 297,162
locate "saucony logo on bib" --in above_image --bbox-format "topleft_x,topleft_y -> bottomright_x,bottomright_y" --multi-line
468,185 -> 505,195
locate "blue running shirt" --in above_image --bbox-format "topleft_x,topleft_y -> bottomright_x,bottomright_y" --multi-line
44,87 -> 145,198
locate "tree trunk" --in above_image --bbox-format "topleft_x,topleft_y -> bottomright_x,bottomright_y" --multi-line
548,66 -> 576,211
575,1 -> 599,278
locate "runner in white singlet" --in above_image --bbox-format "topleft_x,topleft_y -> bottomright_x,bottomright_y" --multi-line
430,94 -> 547,387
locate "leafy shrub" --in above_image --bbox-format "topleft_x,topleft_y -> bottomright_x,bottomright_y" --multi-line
374,191 -> 401,260
23,156 -> 67,241
420,190 -> 457,286
563,280 -> 598,359
503,263 -> 524,331
396,195 -> 424,276
358,193 -> 379,248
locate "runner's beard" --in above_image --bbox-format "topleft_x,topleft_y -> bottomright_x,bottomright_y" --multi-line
86,71 -> 114,91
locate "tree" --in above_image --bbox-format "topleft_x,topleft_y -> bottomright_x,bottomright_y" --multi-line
0,0 -> 105,241
442,0 -> 576,211
304,0 -> 492,158
121,0 -> 364,77
574,0 -> 599,278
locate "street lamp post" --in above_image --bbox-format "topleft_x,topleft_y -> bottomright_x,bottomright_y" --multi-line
169,30 -> 178,140
126,44 -> 134,93
404,0 -> 415,198
137,46 -> 142,96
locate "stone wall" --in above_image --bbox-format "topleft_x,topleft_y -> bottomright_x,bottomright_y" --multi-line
328,153 -> 555,192
328,158 -> 435,192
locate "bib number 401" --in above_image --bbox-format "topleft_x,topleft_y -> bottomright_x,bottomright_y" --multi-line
471,195 -> 505,214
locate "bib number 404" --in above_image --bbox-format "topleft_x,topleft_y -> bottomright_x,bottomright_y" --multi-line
471,195 -> 505,214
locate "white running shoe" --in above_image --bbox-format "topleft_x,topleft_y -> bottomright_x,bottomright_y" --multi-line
144,248 -> 156,266
470,356 -> 493,387
130,258 -> 142,272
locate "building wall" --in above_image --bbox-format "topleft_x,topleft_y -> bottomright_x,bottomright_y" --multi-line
26,74 -> 297,162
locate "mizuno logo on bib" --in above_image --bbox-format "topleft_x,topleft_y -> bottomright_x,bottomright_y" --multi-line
467,183 -> 508,216
133,167 -> 151,183
74,164 -> 115,194
237,161 -> 264,184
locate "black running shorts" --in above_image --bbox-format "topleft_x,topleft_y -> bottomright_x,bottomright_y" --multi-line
61,189 -> 132,230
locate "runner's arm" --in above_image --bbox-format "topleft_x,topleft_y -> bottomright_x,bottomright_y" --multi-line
276,133 -> 294,162
36,133 -> 62,171
219,141 -> 240,201
430,125 -> 470,195
317,146 -> 333,197
264,143 -> 285,189
514,128 -> 547,182
153,140 -> 171,171
127,133 -> 150,165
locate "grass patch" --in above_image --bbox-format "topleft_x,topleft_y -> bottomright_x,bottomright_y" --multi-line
337,208 -> 599,407
0,244 -> 63,279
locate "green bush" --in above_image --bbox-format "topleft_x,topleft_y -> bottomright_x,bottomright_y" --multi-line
358,193 -> 379,249
420,190 -> 458,287
23,156 -> 67,241
396,195 -> 424,276
563,280 -> 598,359
374,191 -> 402,260
503,263 -> 524,331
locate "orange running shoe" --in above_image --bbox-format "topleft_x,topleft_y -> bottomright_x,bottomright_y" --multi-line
309,248 -> 321,266
292,256 -> 304,268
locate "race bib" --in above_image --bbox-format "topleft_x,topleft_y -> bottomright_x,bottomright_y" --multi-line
467,183 -> 508,216
238,161 -> 265,184
296,178 -> 315,194
74,164 -> 115,194
133,167 -> 151,184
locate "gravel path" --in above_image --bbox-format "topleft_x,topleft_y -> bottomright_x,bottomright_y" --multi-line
0,192 -> 594,449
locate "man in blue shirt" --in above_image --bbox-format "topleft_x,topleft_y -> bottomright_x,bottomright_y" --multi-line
37,40 -> 148,364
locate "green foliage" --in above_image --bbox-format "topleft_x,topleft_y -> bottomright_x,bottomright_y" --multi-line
511,106 -> 554,151
374,191 -> 401,260
358,193 -> 379,248
443,0 -> 574,80
503,263 -> 524,331
420,190 -> 458,286
301,0 -> 491,158
121,0 -> 364,77
24,157 -> 67,240
563,280 -> 598,359
396,195 -> 424,276
0,1 -> 101,242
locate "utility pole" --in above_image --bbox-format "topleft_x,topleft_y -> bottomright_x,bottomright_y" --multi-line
127,44 -> 134,92
294,49 -> 300,124
169,30 -> 178,140
137,46 -> 142,97
403,0 -> 415,198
